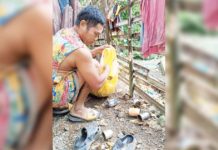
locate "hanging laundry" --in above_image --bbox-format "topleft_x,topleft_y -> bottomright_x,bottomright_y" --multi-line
53,0 -> 62,34
58,0 -> 69,14
53,0 -> 82,33
203,0 -> 218,29
140,23 -> 144,46
140,0 -> 166,58
61,4 -> 73,28
107,4 -> 122,32
70,0 -> 82,25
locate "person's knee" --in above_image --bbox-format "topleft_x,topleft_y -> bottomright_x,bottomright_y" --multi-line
75,71 -> 91,93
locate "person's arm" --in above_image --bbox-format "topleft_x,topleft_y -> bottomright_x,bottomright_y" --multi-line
75,48 -> 110,91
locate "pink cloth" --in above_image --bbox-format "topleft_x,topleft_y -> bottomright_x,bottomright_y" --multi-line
140,0 -> 165,58
203,0 -> 218,29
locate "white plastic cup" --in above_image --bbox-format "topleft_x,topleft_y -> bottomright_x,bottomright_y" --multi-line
103,130 -> 113,140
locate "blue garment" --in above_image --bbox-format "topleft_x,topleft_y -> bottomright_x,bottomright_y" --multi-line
58,0 -> 70,14
0,13 -> 18,25
140,23 -> 144,46
0,1 -> 27,25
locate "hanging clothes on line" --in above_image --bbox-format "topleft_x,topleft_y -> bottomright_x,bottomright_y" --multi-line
61,4 -> 73,28
53,0 -> 82,34
140,22 -> 144,46
58,0 -> 70,14
203,0 -> 218,29
140,0 -> 166,58
53,0 -> 62,34
70,0 -> 82,25
107,4 -> 122,32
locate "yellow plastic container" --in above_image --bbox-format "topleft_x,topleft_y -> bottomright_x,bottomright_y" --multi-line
92,47 -> 119,97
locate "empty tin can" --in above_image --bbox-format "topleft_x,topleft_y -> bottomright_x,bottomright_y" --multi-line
138,112 -> 150,121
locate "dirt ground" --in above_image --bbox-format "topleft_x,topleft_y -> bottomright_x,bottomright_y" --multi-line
53,80 -> 165,150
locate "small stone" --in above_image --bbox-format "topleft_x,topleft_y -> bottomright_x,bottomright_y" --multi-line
157,115 -> 165,127
100,144 -> 107,149
132,99 -> 141,107
156,114 -> 161,118
119,118 -> 125,122
129,131 -> 135,135
144,101 -> 148,104
98,113 -> 103,119
104,99 -> 119,108
63,126 -> 69,131
153,125 -> 162,131
114,105 -> 122,110
130,119 -> 138,124
122,131 -> 127,135
138,122 -> 144,125
99,119 -> 107,126
117,111 -> 125,118
142,126 -> 146,130
146,103 -> 151,107
148,106 -> 156,114
138,139 -> 142,144
116,88 -> 123,93
144,123 -> 149,127
123,94 -> 130,100
136,144 -> 141,149
91,143 -> 100,150
94,105 -> 100,109
106,142 -> 114,147
141,104 -> 147,109
130,119 -> 143,125
156,111 -> 162,116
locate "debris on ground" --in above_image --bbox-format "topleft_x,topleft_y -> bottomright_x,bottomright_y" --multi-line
53,80 -> 165,150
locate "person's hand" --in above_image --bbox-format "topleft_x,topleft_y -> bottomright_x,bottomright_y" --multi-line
96,45 -> 114,54
104,64 -> 110,70
104,64 -> 110,74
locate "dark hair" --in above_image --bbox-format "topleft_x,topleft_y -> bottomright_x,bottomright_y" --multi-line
75,5 -> 105,28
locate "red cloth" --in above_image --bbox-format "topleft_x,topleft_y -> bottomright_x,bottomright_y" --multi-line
140,0 -> 166,58
203,0 -> 218,29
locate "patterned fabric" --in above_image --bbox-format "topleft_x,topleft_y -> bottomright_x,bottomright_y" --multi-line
0,0 -> 49,25
0,0 -> 30,25
52,28 -> 86,106
0,69 -> 37,149
0,1 -> 47,148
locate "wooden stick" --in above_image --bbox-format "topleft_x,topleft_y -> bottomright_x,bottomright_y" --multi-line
128,0 -> 134,97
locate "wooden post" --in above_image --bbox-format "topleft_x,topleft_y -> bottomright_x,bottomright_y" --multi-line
166,0 -> 180,139
100,0 -> 111,44
128,0 -> 134,97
